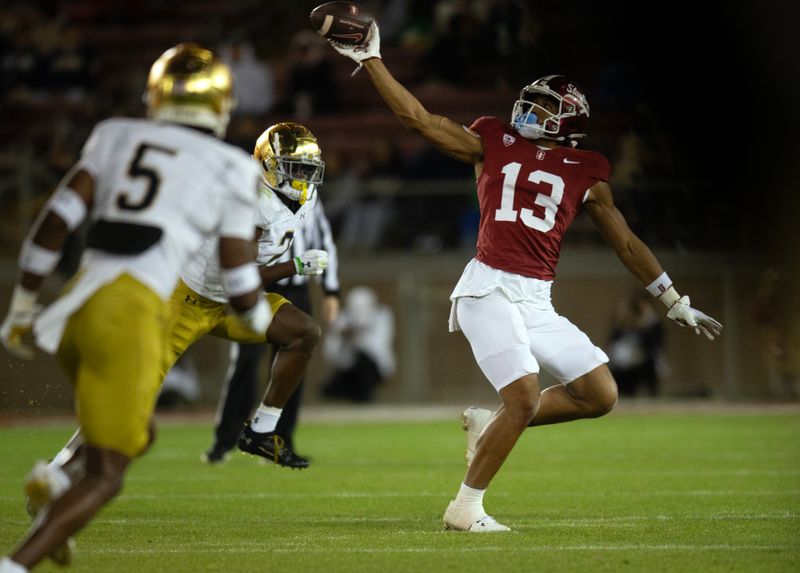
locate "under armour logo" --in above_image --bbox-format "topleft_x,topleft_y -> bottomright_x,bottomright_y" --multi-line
502,134 -> 516,147
184,294 -> 199,305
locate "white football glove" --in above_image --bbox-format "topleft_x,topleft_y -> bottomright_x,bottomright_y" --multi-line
1,285 -> 40,360
666,295 -> 723,341
327,21 -> 381,75
294,249 -> 328,276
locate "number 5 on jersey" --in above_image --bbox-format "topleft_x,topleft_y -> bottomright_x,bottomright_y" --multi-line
117,143 -> 177,211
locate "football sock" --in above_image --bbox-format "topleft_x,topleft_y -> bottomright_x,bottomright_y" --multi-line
251,406 -> 282,433
454,482 -> 485,513
44,464 -> 72,497
0,557 -> 28,573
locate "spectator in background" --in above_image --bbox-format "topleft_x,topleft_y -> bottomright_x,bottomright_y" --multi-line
611,104 -> 677,243
336,137 -> 404,251
157,354 -> 201,409
753,269 -> 800,397
282,30 -> 340,119
607,290 -> 666,397
219,39 -> 275,115
322,287 -> 395,403
37,26 -> 94,102
421,2 -> 486,86
485,0 -> 541,88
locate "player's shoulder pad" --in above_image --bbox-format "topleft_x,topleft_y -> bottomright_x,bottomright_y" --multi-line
86,116 -> 135,139
469,115 -> 505,135
572,148 -> 611,180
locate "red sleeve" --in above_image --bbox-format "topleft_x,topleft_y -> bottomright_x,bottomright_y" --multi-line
583,151 -> 611,183
469,116 -> 502,138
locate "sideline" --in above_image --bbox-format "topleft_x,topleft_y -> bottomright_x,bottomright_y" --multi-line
2,399 -> 799,428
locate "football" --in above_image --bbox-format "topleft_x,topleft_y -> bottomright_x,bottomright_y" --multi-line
309,2 -> 373,46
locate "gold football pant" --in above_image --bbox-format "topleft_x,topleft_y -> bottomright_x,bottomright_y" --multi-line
162,280 -> 290,379
58,274 -> 169,458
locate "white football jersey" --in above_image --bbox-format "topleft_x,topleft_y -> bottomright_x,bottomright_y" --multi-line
34,118 -> 261,352
180,183 -> 317,302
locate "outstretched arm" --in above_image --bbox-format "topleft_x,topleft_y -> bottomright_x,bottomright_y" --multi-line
583,181 -> 663,284
327,23 -> 483,164
362,58 -> 483,164
584,181 -> 723,340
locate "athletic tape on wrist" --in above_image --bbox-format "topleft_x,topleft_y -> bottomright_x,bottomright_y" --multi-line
646,272 -> 673,297
221,264 -> 261,297
48,188 -> 87,231
18,241 -> 60,276
9,284 -> 38,313
658,286 -> 681,308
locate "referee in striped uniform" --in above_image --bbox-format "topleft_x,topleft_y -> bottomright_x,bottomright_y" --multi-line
204,198 -> 340,467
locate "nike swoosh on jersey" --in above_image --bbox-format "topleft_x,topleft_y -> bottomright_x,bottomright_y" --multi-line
563,158 -> 580,164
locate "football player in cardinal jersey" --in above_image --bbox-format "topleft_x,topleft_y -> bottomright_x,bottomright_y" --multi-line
325,23 -> 722,532
0,44 -> 270,571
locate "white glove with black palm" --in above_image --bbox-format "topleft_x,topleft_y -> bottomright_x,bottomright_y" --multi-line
327,22 -> 381,75
294,249 -> 328,276
666,295 -> 723,340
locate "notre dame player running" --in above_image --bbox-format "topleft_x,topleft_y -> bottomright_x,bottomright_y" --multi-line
40,121 -> 328,496
171,121 -> 329,468
0,44 -> 269,572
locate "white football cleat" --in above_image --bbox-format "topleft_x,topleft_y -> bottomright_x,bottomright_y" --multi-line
443,501 -> 511,532
461,407 -> 493,467
25,461 -> 76,565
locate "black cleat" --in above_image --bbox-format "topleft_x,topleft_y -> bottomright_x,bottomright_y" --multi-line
237,423 -> 308,469
282,451 -> 310,469
201,443 -> 230,465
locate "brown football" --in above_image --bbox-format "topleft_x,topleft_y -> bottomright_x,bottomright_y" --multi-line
309,2 -> 372,46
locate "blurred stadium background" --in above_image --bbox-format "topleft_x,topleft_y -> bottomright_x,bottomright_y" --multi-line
1,0 -> 798,415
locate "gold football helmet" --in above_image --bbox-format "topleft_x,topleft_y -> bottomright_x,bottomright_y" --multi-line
253,122 -> 324,205
144,43 -> 234,137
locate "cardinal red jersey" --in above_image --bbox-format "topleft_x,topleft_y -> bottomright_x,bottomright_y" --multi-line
470,116 -> 610,280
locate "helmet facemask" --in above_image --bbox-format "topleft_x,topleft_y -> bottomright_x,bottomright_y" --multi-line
511,76 -> 589,143
265,154 -> 325,205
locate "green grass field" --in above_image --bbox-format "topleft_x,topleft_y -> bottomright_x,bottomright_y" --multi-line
1,410 -> 799,572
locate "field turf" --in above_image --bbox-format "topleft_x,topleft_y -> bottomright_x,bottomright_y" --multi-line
1,409 -> 798,572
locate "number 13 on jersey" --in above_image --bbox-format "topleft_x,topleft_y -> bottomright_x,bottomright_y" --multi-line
494,162 -> 564,233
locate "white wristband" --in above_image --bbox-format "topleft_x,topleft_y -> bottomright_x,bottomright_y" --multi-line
49,187 -> 87,231
221,263 -> 261,297
9,284 -> 38,314
646,272 -> 673,297
18,241 -> 60,276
